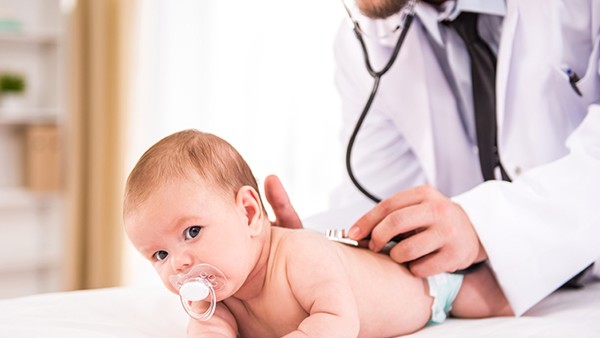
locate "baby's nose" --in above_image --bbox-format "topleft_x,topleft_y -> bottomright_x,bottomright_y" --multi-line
170,250 -> 193,273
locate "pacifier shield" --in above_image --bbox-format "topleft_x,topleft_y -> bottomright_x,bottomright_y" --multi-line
169,263 -> 227,321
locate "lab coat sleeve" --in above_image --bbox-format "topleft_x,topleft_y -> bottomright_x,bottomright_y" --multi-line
453,106 -> 600,316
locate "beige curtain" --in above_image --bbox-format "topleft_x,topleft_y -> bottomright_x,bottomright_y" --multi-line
64,0 -> 136,290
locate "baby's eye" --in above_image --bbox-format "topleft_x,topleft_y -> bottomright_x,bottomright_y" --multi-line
185,226 -> 202,240
153,250 -> 168,261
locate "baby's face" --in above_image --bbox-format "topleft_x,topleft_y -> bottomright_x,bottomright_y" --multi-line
124,177 -> 258,300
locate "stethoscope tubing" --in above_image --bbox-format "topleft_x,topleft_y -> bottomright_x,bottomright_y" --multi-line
345,13 -> 415,203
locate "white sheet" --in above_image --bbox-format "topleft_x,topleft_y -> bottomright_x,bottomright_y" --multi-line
0,280 -> 599,337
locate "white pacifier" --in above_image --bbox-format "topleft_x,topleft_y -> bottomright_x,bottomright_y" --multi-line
169,264 -> 227,321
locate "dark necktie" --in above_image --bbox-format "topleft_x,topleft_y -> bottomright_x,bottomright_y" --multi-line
448,12 -> 508,181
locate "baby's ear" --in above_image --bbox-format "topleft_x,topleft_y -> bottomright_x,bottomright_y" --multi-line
235,186 -> 263,236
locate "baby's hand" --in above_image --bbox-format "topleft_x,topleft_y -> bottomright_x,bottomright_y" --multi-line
188,300 -> 211,315
186,303 -> 238,338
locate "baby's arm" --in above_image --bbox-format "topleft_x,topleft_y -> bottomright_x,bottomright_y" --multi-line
282,231 -> 360,338
451,264 -> 514,318
187,303 -> 238,338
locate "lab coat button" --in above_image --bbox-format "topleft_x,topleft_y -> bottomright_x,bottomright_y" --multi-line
514,166 -> 522,176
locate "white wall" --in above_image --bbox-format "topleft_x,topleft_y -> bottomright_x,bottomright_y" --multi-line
124,0 -> 347,286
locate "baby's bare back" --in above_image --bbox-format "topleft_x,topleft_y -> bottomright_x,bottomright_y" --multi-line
225,228 -> 432,337
335,235 -> 433,335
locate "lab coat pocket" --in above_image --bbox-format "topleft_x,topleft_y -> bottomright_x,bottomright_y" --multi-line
577,35 -> 600,100
551,65 -> 588,125
552,36 -> 600,125
556,36 -> 600,104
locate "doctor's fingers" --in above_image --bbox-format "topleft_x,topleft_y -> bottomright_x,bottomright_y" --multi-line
406,247 -> 469,278
405,216 -> 485,277
264,175 -> 303,229
387,229 -> 442,266
367,203 -> 435,253
405,251 -> 448,278
350,185 -> 440,240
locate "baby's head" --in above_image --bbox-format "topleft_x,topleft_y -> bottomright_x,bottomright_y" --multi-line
124,129 -> 269,298
124,129 -> 264,213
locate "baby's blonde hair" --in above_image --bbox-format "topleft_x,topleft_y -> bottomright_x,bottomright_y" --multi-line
124,129 -> 263,217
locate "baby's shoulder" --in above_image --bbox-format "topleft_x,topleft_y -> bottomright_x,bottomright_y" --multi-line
271,227 -> 336,257
270,227 -> 349,284
273,227 -> 328,245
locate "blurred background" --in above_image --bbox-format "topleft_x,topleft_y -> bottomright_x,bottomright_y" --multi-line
0,0 -> 345,298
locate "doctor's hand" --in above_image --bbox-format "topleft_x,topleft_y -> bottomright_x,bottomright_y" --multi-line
264,175 -> 303,229
348,185 -> 487,278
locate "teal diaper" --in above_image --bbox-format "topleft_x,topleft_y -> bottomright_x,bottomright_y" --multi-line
426,272 -> 464,325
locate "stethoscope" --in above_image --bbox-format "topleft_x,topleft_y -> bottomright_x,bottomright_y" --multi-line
343,0 -> 418,203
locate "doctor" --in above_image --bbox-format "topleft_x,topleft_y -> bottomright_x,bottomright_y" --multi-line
265,0 -> 600,317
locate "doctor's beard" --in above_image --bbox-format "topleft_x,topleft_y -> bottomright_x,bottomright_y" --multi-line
357,0 -> 407,19
357,0 -> 447,19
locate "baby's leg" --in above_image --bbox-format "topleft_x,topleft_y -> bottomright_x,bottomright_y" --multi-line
450,264 -> 514,318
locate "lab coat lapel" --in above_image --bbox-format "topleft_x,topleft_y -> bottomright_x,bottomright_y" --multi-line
379,24 -> 438,185
496,0 -> 519,138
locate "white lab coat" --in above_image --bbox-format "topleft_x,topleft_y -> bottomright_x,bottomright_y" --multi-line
332,0 -> 600,316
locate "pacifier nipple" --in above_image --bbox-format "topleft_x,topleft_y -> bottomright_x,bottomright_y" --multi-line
169,264 -> 227,321
180,281 -> 210,301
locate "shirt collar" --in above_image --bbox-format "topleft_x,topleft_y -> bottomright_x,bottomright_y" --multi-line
415,0 -> 506,45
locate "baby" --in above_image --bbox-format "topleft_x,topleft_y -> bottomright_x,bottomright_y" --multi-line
124,129 -> 512,338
